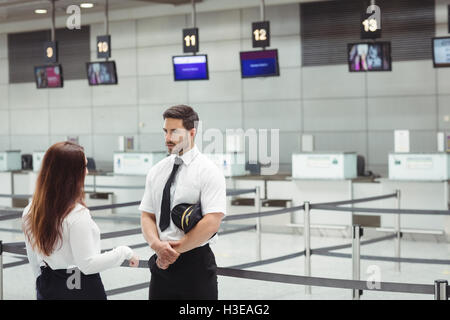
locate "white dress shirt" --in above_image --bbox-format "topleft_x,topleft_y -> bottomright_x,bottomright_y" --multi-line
139,145 -> 226,245
23,203 -> 133,279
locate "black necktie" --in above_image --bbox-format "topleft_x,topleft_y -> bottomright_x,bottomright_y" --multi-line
159,157 -> 182,231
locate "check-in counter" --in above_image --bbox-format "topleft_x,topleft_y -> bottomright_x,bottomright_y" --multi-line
0,171 -> 14,208
204,152 -> 247,177
85,173 -> 145,215
389,153 -> 449,181
113,151 -> 166,175
0,151 -> 21,172
288,152 -> 357,228
226,174 -> 294,232
385,153 -> 449,235
0,151 -> 22,207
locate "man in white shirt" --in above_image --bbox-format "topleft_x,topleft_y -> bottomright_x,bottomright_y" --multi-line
139,105 -> 226,300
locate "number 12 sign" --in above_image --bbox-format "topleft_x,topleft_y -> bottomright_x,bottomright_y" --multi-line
252,21 -> 270,48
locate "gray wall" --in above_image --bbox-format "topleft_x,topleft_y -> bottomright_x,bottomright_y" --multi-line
1,1 -> 450,174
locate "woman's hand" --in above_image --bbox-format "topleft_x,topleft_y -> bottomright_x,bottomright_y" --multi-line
129,255 -> 140,268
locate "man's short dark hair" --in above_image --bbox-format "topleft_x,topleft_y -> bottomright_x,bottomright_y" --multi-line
163,105 -> 199,130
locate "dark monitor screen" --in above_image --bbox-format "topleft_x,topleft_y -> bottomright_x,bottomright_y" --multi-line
34,65 -> 63,88
240,49 -> 280,78
432,37 -> 450,67
172,55 -> 209,81
348,42 -> 391,72
86,61 -> 118,85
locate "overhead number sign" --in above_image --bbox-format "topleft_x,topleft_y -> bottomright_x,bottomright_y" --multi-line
183,28 -> 199,53
97,35 -> 111,59
252,21 -> 270,48
44,41 -> 58,63
361,5 -> 381,39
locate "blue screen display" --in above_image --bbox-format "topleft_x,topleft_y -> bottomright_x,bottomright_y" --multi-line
240,50 -> 279,78
173,55 -> 209,81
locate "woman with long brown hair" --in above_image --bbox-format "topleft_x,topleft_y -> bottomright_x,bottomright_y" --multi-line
22,141 -> 139,300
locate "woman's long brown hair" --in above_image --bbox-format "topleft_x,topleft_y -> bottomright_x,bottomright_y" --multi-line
23,141 -> 87,256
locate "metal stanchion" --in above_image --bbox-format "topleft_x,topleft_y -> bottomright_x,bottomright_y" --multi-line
434,280 -> 448,300
352,225 -> 363,300
255,187 -> 262,261
0,240 -> 3,300
304,201 -> 311,295
395,189 -> 401,272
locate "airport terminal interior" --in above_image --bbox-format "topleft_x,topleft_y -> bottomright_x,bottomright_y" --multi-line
0,0 -> 449,300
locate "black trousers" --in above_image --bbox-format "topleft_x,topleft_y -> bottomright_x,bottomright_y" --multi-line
36,265 -> 107,300
148,244 -> 218,300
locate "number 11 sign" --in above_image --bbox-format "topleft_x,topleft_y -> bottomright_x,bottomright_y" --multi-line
183,28 -> 199,53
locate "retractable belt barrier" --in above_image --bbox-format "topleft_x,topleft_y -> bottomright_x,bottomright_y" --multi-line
311,204 -> 450,216
105,268 -> 445,297
1,189 -> 449,299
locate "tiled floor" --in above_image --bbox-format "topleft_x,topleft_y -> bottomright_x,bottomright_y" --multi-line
0,212 -> 449,300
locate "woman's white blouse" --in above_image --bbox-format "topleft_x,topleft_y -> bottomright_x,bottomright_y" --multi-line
23,203 -> 133,279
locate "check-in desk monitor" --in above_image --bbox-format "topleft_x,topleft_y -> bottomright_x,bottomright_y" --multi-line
0,151 -> 21,172
292,152 -> 357,180
204,153 -> 247,177
32,151 -> 46,172
389,153 -> 450,181
113,152 -> 166,175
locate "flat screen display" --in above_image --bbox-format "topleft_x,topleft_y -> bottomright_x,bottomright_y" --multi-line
172,55 -> 209,81
348,42 -> 391,72
34,65 -> 63,88
86,61 -> 118,85
240,49 -> 280,78
432,37 -> 450,67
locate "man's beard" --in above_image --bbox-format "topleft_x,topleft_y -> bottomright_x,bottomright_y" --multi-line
167,140 -> 190,155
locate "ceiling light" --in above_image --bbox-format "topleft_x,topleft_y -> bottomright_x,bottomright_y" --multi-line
34,9 -> 47,14
80,3 -> 94,8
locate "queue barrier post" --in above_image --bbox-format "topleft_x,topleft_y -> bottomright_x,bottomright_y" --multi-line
352,225 -> 363,300
434,280 -> 448,300
0,240 -> 3,300
396,189 -> 401,272
304,201 -> 311,295
255,186 -> 262,261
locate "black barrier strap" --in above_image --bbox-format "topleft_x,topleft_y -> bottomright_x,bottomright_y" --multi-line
84,184 -> 144,190
216,268 -> 435,295
0,228 -> 23,234
3,256 -> 28,269
0,211 -> 22,221
313,204 -> 450,216
311,233 -> 398,254
228,251 -> 306,270
89,201 -> 141,211
313,251 -> 450,265
223,204 -> 305,222
2,244 -> 27,256
311,193 -> 397,207
226,188 -> 256,196
0,194 -> 32,199
106,267 -> 435,296
106,282 -> 149,296
100,228 -> 141,240
218,225 -> 256,235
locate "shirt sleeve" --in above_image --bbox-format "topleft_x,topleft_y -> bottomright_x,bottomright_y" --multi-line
22,210 -> 43,280
139,170 -> 155,213
69,213 -> 133,275
23,230 -> 43,279
200,164 -> 227,216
